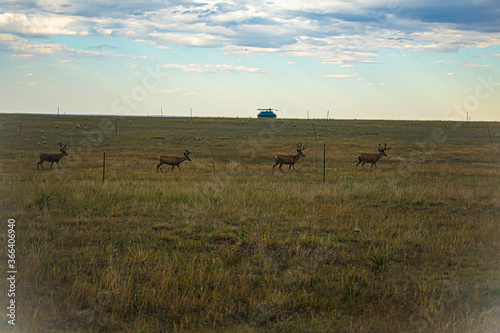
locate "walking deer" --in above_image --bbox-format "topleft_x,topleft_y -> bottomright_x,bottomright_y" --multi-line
356,143 -> 390,171
157,150 -> 192,172
37,144 -> 69,170
273,143 -> 306,173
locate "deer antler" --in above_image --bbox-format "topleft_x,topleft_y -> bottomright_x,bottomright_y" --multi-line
185,150 -> 191,155
59,143 -> 69,152
297,143 -> 306,151
384,143 -> 390,150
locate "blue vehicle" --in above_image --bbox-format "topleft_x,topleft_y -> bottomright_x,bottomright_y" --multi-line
257,108 -> 277,118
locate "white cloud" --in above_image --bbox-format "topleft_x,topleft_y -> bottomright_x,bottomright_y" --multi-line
1,1 -> 500,65
434,60 -> 491,68
0,12 -> 90,36
160,63 -> 266,73
461,62 -> 490,68
7,54 -> 34,59
148,88 -> 181,94
322,74 -> 356,78
0,33 -> 154,60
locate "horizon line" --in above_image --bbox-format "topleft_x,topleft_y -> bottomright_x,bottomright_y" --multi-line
1,112 -> 498,123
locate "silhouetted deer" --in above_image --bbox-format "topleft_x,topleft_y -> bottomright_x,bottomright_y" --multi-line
37,144 -> 69,170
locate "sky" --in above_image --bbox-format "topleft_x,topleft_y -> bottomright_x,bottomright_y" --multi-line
0,0 -> 499,120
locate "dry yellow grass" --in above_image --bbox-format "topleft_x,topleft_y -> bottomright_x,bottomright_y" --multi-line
0,114 -> 499,332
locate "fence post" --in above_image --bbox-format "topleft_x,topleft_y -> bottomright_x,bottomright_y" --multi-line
103,152 -> 106,183
211,145 -> 216,174
312,123 -> 317,140
323,143 -> 326,183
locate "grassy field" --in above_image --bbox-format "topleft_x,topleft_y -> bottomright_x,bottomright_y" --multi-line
0,114 -> 499,332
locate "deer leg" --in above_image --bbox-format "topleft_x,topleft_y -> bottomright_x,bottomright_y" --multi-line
56,161 -> 61,168
279,164 -> 285,173
356,160 -> 362,169
171,165 -> 175,171
272,162 -> 280,173
177,165 -> 181,171
156,163 -> 163,172
50,162 -> 54,169
361,162 -> 366,169
37,160 -> 44,170
291,164 -> 296,170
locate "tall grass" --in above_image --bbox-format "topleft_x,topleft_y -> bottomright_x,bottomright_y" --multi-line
0,114 -> 499,332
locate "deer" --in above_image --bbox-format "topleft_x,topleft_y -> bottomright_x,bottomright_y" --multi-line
37,144 -> 70,170
157,150 -> 192,172
273,143 -> 306,173
356,143 -> 391,171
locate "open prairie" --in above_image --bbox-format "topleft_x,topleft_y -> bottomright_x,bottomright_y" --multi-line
1,114 -> 499,332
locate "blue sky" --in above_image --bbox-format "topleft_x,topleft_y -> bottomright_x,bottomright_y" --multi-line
1,0 -> 499,120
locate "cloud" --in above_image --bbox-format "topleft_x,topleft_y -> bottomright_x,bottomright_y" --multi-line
0,33 -> 154,60
1,1 -> 500,65
461,62 -> 490,68
447,72 -> 454,76
88,44 -> 117,50
434,60 -> 491,68
148,88 -> 181,94
322,74 -> 356,78
397,0 -> 500,33
7,54 -> 34,59
28,81 -> 38,86
160,63 -> 266,73
25,73 -> 33,76
0,12 -> 91,36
